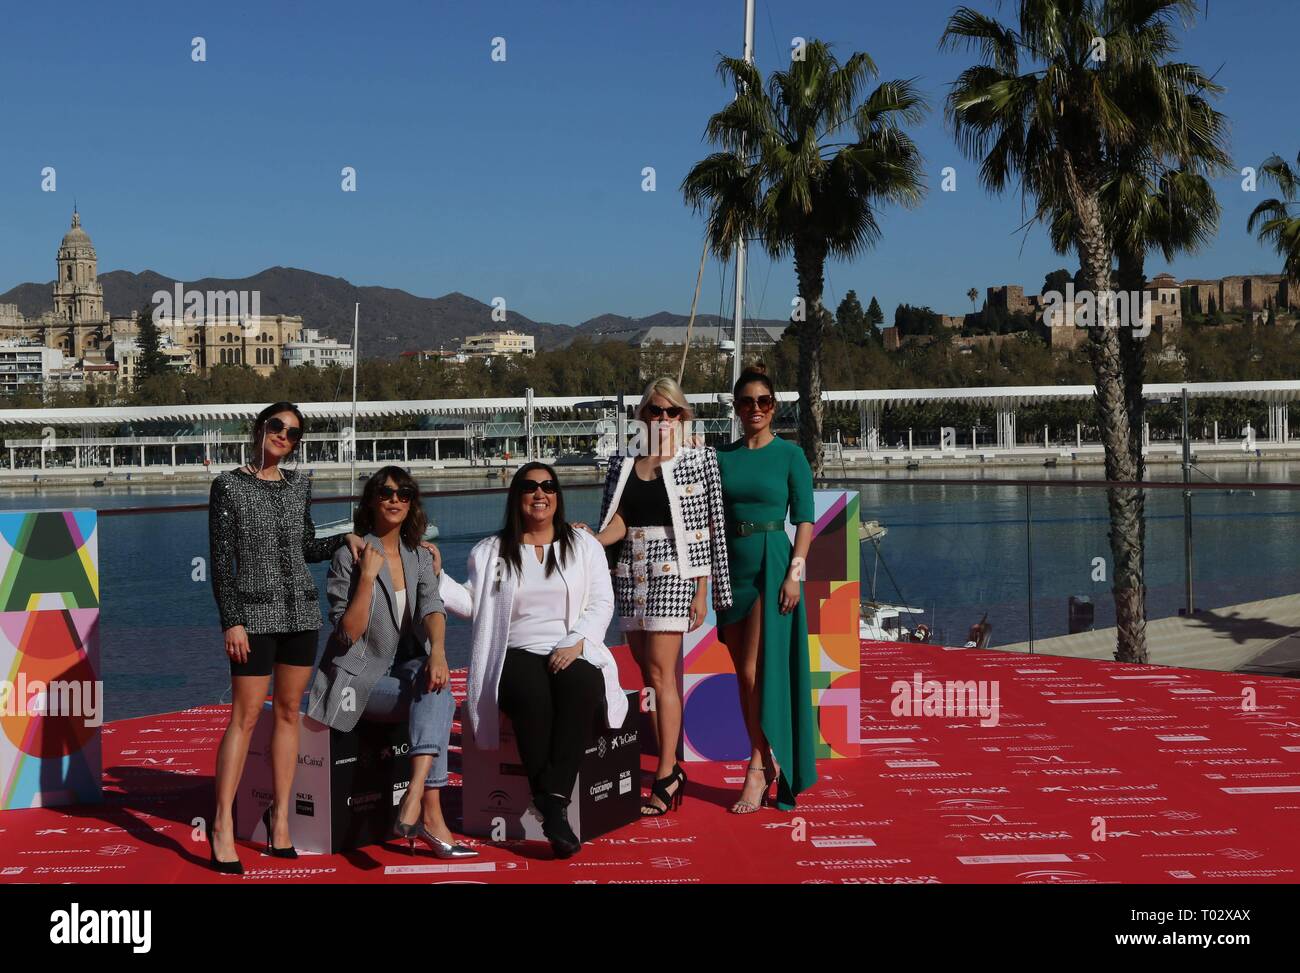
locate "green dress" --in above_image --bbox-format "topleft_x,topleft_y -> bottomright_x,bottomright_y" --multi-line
715,435 -> 817,810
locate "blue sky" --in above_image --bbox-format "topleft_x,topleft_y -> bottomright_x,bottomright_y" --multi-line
0,0 -> 1295,330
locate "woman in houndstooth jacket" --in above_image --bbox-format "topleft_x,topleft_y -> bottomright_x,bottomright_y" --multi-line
578,377 -> 731,816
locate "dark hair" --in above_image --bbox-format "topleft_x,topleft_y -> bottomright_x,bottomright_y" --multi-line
497,462 -> 575,581
353,465 -> 428,550
251,401 -> 306,456
733,360 -> 775,399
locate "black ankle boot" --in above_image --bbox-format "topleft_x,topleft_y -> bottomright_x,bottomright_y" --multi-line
535,793 -> 581,858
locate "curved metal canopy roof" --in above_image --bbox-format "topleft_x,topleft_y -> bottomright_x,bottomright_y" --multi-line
2,380 -> 1299,427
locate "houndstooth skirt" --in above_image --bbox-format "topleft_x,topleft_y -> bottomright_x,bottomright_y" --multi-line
613,525 -> 696,632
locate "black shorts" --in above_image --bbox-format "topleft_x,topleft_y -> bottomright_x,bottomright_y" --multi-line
231,629 -> 318,677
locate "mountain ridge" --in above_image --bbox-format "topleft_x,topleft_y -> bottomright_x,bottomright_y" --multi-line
0,267 -> 793,356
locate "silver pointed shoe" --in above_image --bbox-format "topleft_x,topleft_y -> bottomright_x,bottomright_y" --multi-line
416,825 -> 479,859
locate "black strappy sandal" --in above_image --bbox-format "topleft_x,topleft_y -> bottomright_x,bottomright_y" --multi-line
641,763 -> 688,816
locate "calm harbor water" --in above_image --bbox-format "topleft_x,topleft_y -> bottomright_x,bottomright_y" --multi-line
7,461 -> 1300,721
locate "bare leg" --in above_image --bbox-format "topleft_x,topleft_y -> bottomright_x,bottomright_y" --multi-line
721,596 -> 772,810
213,673 -> 271,860
420,786 -> 456,845
269,663 -> 313,849
627,631 -> 659,751
641,631 -> 684,811
398,754 -> 434,830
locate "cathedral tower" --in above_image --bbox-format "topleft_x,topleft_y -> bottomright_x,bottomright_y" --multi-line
52,209 -> 104,325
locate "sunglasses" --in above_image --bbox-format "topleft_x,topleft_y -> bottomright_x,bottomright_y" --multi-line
736,394 -> 775,412
264,416 -> 303,442
377,485 -> 416,503
645,404 -> 684,419
520,478 -> 558,495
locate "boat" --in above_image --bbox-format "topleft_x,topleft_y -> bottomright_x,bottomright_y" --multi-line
858,519 -> 931,641
860,600 -> 930,641
857,518 -> 993,645
314,304 -> 439,542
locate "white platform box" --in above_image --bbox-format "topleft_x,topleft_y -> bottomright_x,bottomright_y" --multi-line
234,701 -> 414,855
460,690 -> 641,843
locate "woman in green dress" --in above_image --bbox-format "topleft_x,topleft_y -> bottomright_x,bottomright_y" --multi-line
715,363 -> 817,812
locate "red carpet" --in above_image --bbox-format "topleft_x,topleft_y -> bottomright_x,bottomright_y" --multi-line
3,641 -> 1300,884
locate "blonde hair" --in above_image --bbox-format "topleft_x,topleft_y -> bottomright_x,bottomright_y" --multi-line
637,376 -> 694,422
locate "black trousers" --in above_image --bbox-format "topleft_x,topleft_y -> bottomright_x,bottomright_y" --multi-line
497,650 -> 605,801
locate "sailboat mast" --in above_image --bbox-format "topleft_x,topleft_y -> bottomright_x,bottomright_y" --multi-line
730,0 -> 756,439
350,302 -> 359,488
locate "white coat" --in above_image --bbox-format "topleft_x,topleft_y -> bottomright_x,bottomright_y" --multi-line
439,528 -> 627,750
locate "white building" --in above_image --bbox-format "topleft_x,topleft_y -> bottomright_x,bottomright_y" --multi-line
283,328 -> 355,368
48,361 -> 118,394
110,335 -> 195,390
0,341 -> 67,398
460,330 -> 535,358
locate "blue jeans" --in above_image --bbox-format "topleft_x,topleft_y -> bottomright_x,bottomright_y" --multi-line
362,656 -> 455,788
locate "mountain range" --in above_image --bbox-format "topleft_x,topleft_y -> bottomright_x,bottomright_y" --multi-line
0,267 -> 790,357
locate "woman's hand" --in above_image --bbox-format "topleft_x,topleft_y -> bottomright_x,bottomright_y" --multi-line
224,625 -> 250,664
571,522 -> 595,535
424,652 -> 450,693
420,540 -> 441,574
688,584 -> 708,631
778,575 -> 802,615
343,533 -> 366,562
548,641 -> 583,673
358,544 -> 385,581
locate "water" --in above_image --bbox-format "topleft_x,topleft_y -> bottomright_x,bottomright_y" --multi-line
3,471 -> 605,721
832,463 -> 1300,651
7,461 -> 1300,720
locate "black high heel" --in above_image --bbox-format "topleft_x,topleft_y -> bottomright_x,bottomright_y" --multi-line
641,763 -> 687,816
207,823 -> 243,875
262,804 -> 298,859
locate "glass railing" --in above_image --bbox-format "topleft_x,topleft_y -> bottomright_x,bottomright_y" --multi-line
829,469 -> 1300,679
9,465 -> 1300,723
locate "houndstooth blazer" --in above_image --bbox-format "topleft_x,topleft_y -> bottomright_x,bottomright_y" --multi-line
598,446 -> 732,612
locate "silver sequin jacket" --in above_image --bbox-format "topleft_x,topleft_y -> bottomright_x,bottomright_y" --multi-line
207,467 -> 346,634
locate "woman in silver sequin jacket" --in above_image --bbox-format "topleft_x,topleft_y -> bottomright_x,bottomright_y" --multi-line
205,401 -> 364,874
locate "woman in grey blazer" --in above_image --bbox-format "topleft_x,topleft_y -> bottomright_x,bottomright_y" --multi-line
307,466 -> 475,859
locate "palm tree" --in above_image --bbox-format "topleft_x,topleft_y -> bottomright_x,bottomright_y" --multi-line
1248,152 -> 1300,285
682,41 -> 926,474
943,0 -> 1224,663
1046,109 -> 1228,480
967,287 -> 980,314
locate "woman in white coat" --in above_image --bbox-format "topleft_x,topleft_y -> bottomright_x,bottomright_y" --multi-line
438,462 -> 627,858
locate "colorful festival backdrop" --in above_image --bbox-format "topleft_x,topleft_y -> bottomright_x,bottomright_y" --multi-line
682,489 -> 861,762
0,510 -> 102,809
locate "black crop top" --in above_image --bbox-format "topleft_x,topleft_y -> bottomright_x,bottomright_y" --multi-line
620,467 -> 673,527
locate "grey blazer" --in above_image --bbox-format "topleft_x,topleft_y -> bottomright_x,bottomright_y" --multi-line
306,533 -> 445,732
